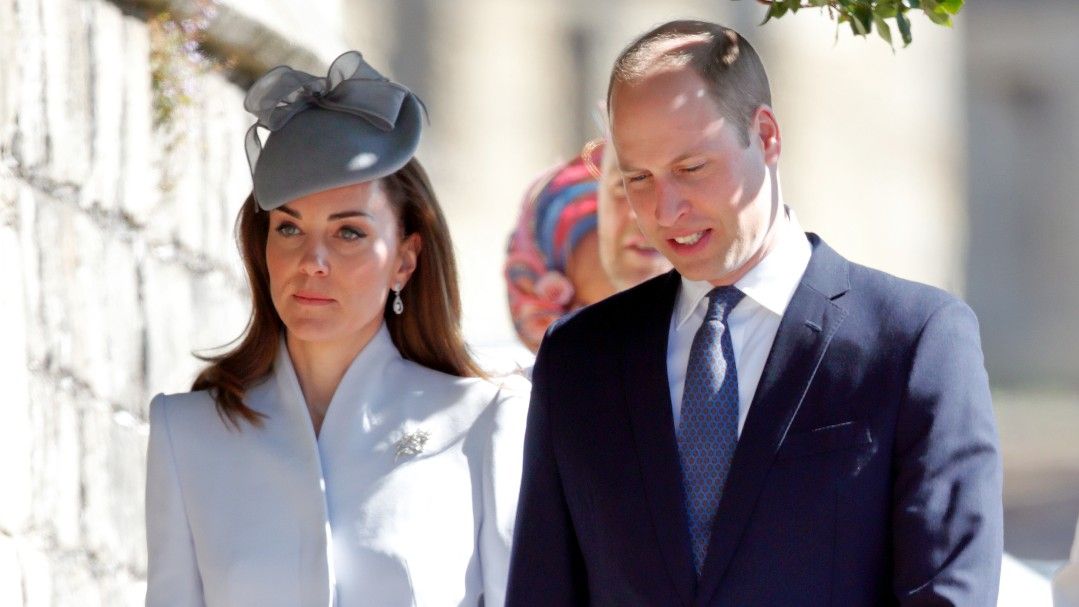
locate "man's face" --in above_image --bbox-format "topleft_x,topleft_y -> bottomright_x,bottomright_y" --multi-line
596,143 -> 672,290
610,64 -> 777,286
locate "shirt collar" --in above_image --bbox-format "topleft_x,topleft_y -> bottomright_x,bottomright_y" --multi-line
673,207 -> 812,329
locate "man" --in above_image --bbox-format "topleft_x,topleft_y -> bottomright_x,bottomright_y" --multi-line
506,20 -> 1002,606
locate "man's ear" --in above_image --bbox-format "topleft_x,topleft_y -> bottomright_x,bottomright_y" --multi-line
753,106 -> 782,165
394,233 -> 422,288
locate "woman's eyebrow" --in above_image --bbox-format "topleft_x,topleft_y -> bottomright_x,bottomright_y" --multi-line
328,210 -> 373,220
274,205 -> 301,218
271,206 -> 372,221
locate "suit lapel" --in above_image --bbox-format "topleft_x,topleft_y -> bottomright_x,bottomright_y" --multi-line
695,235 -> 851,606
622,270 -> 697,607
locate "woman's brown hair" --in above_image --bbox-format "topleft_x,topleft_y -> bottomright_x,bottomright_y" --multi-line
192,158 -> 484,429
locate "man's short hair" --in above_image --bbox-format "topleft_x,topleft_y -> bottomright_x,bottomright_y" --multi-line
607,20 -> 772,146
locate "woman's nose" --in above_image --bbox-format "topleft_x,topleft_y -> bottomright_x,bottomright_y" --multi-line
299,240 -> 330,275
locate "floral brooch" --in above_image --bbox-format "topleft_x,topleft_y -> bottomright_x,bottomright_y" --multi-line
394,430 -> 430,462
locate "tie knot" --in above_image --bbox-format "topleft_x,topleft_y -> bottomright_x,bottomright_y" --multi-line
704,286 -> 744,321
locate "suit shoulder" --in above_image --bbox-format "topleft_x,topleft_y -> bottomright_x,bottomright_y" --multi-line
845,261 -> 972,326
544,271 -> 675,347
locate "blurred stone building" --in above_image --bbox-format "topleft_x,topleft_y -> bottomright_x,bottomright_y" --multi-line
0,0 -> 1074,603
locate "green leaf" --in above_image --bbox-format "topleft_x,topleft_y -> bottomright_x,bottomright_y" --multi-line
849,15 -> 870,36
850,3 -> 873,36
874,15 -> 894,46
896,9 -> 913,45
760,1 -> 789,25
925,8 -> 953,26
786,0 -> 802,14
875,0 -> 899,19
939,0 -> 963,14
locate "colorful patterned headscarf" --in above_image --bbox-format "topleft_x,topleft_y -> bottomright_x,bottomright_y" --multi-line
505,152 -> 600,352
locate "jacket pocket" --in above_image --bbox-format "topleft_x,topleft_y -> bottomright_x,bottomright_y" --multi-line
775,420 -> 873,461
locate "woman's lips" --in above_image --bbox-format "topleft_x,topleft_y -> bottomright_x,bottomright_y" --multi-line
293,292 -> 336,305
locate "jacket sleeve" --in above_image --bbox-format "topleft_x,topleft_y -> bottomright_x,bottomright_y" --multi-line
1054,516 -> 1079,607
145,394 -> 206,607
505,345 -> 589,606
891,300 -> 1004,606
477,377 -> 530,607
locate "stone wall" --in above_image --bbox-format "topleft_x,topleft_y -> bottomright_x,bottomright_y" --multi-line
0,0 -> 255,602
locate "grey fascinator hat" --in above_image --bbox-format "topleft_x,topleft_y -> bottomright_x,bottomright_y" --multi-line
243,51 -> 426,211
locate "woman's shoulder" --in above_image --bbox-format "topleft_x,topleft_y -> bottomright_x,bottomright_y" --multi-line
149,375 -> 273,420
150,389 -> 215,414
148,389 -> 221,432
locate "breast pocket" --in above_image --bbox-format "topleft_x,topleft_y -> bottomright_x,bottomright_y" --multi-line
775,420 -> 873,461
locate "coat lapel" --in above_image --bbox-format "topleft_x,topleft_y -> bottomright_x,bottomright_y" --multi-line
621,270 -> 697,607
695,235 -> 851,606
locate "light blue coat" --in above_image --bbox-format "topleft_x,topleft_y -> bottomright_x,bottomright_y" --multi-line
145,326 -> 528,607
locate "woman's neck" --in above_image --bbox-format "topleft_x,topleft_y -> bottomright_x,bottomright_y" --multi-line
285,322 -> 381,436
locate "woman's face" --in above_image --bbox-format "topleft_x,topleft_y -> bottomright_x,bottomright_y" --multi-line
265,180 -> 419,350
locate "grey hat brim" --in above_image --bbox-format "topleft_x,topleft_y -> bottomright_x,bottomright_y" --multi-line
252,93 -> 423,210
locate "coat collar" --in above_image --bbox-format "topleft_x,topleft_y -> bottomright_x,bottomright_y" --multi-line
271,324 -> 402,447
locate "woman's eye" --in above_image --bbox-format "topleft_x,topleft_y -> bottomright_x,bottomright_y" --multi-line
683,162 -> 705,173
339,226 -> 366,241
626,173 -> 648,184
275,223 -> 300,237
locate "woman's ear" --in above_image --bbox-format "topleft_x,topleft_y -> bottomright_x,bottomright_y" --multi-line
394,233 -> 422,288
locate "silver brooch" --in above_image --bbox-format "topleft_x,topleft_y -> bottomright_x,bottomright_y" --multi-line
394,430 -> 430,462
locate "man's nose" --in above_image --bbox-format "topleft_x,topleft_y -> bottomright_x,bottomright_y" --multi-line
653,178 -> 687,228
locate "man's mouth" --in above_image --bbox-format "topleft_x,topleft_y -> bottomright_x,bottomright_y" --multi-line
672,231 -> 705,246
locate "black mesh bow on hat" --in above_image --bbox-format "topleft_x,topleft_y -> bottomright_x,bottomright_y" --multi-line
243,51 -> 427,210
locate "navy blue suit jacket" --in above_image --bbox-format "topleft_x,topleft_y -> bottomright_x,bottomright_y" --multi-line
506,235 -> 1002,606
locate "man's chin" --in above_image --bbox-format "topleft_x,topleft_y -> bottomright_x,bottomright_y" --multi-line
672,260 -> 741,285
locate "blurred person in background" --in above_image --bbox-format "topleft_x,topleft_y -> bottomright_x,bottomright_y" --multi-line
504,141 -> 669,352
587,138 -> 673,294
145,51 -> 527,606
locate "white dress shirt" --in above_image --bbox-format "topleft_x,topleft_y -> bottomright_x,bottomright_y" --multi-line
146,326 -> 529,607
667,210 -> 812,435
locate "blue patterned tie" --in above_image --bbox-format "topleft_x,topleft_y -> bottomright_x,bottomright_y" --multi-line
678,285 -> 744,574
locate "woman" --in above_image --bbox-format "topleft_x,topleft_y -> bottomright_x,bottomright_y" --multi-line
504,151 -> 616,352
145,52 -> 527,606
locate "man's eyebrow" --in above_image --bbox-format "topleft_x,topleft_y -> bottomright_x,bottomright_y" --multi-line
619,150 -> 706,173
